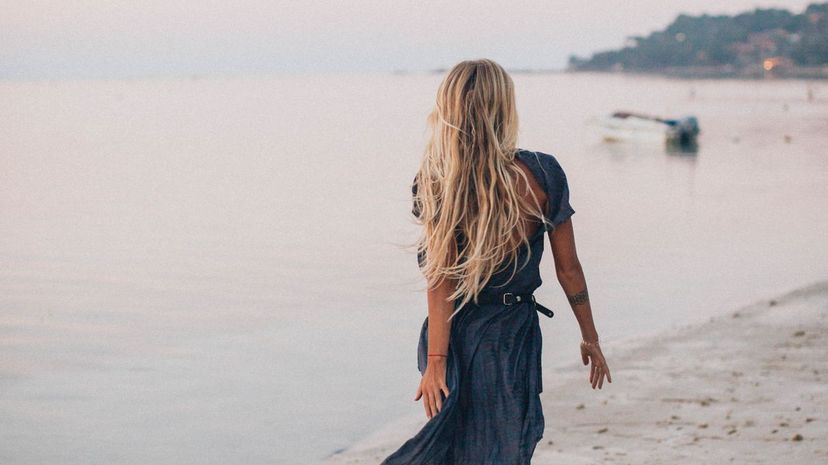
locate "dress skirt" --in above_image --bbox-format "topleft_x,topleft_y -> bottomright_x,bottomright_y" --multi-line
379,299 -> 545,465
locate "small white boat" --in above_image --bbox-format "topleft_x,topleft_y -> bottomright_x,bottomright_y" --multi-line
590,111 -> 700,147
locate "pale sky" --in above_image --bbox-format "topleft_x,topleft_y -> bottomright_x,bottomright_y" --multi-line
0,0 -> 815,79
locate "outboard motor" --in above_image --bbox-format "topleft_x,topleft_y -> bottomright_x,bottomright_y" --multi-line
666,116 -> 700,147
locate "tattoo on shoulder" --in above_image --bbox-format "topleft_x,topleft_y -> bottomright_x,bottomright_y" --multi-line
567,288 -> 589,306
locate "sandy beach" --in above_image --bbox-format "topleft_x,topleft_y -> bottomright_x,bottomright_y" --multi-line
315,281 -> 828,465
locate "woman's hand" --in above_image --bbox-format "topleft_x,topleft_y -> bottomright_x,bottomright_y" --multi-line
414,357 -> 450,419
580,340 -> 612,389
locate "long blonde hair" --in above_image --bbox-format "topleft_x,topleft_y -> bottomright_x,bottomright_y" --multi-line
412,59 -> 548,320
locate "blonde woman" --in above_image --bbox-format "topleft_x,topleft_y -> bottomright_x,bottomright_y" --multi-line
380,59 -> 611,465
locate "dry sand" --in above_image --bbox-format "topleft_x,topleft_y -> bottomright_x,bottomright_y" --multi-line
316,281 -> 828,465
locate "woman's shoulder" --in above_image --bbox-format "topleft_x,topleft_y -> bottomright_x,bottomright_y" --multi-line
515,148 -> 568,184
517,146 -> 564,164
517,148 -> 575,227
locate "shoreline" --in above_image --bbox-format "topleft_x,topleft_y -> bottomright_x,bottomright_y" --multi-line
314,280 -> 828,464
413,67 -> 828,81
562,68 -> 828,81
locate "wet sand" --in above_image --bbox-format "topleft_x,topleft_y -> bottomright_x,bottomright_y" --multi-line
315,281 -> 828,465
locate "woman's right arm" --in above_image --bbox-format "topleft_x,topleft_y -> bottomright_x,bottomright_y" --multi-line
414,275 -> 455,419
548,217 -> 612,389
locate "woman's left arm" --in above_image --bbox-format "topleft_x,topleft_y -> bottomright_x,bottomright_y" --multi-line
549,218 -> 612,389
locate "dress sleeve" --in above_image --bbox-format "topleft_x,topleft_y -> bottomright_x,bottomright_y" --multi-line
539,153 -> 575,230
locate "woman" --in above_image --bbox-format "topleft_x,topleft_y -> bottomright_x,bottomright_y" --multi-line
381,59 -> 611,465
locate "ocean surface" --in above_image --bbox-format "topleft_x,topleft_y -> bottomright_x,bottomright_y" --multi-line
1,72 -> 826,465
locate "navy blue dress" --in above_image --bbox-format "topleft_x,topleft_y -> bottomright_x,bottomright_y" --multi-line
380,149 -> 575,465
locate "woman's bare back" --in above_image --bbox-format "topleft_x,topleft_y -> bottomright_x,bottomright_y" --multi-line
512,157 -> 549,244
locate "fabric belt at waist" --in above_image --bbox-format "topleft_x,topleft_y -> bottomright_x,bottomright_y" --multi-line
474,292 -> 554,319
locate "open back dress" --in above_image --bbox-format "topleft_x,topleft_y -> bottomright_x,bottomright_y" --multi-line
379,149 -> 575,465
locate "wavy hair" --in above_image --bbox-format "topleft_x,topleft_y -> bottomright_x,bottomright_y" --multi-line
412,59 -> 548,320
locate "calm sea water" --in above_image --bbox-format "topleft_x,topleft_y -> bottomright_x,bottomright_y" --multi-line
1,72 -> 826,465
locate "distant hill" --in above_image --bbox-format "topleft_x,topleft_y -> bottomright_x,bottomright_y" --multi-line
568,3 -> 828,78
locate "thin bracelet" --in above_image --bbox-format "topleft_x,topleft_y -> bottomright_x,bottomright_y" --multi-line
427,353 -> 448,357
580,338 -> 600,347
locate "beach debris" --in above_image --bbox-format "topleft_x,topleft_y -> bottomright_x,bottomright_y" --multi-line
792,433 -> 804,441
660,396 -> 717,406
793,330 -> 805,337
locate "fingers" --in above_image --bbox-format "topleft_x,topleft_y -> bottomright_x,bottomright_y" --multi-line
433,383 -> 449,416
589,358 -> 596,386
584,347 -> 612,390
417,374 -> 452,420
597,359 -> 611,388
421,388 -> 439,419
592,362 -> 598,389
424,385 -> 451,419
417,380 -> 432,418
433,388 -> 444,417
581,347 -> 589,366
440,381 -> 450,399
591,357 -> 611,389
600,358 -> 608,388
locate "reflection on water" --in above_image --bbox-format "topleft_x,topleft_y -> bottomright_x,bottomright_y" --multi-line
1,73 -> 827,465
665,140 -> 700,155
